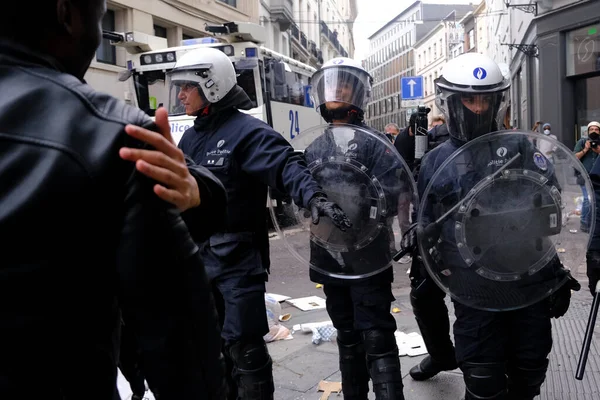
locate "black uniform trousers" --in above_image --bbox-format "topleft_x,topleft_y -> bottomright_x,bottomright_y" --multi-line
323,276 -> 397,333
409,258 -> 456,365
212,274 -> 269,344
453,300 -> 552,399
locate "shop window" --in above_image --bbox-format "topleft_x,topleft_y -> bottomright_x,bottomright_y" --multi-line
566,24 -> 600,76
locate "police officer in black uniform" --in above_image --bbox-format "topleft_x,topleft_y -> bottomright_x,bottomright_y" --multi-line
411,53 -> 579,399
166,47 -> 350,400
306,57 -> 409,400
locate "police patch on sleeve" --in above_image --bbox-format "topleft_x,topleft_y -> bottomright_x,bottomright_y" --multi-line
533,152 -> 548,171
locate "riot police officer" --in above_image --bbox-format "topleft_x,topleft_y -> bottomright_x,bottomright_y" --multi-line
306,58 -> 409,400
586,125 -> 600,296
167,48 -> 351,400
411,53 -> 579,399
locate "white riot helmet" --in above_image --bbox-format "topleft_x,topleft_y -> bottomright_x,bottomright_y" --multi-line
167,47 -> 237,115
311,57 -> 373,122
435,53 -> 510,142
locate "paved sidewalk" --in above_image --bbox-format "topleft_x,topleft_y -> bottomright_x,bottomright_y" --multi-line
268,281 -> 600,400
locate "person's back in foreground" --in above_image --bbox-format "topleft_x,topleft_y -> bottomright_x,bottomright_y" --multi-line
0,1 -> 226,398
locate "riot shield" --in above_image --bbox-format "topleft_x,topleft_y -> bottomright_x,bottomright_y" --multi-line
269,124 -> 418,279
417,130 -> 594,311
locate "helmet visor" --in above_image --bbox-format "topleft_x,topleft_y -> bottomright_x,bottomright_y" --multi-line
311,68 -> 372,112
436,87 -> 509,142
167,68 -> 209,116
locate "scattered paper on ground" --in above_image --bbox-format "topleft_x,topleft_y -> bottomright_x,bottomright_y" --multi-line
392,307 -> 401,313
395,331 -> 428,357
316,284 -> 323,288
266,293 -> 291,302
286,295 -> 326,311
317,380 -> 342,400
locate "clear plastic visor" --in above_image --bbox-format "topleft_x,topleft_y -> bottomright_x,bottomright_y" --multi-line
311,68 -> 371,111
436,87 -> 509,142
167,69 -> 209,116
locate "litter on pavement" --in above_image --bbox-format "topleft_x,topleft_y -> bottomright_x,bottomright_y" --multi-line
286,295 -> 327,311
395,331 -> 428,357
317,380 -> 342,400
264,294 -> 293,342
265,292 -> 291,302
292,321 -> 336,345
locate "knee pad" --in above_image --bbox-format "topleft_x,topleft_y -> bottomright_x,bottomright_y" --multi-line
337,329 -> 362,346
227,340 -> 271,371
361,329 -> 398,357
337,330 -> 366,366
462,362 -> 507,400
507,359 -> 549,399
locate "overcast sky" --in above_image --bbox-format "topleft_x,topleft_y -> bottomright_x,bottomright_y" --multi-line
353,0 -> 477,60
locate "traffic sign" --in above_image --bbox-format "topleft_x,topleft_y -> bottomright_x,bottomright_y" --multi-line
401,76 -> 424,100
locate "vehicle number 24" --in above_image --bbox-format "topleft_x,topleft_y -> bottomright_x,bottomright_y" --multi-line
289,110 -> 300,139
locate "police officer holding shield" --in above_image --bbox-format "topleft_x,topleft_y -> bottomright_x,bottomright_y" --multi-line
304,58 -> 415,400
410,53 -> 581,399
165,47 -> 351,400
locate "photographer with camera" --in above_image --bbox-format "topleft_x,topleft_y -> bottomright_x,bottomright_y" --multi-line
574,121 -> 600,233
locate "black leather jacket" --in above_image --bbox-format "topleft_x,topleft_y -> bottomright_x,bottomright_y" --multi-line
0,41 -> 226,399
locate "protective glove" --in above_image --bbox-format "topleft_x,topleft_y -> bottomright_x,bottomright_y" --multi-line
586,251 -> 600,297
393,223 -> 418,261
548,271 -> 581,319
416,222 -> 442,248
309,195 -> 352,231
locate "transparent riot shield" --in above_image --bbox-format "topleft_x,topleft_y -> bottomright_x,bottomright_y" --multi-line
269,124 -> 418,279
417,130 -> 594,311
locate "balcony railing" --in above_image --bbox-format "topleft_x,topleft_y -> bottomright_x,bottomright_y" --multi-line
320,20 -> 349,58
290,23 -> 319,58
290,24 -> 299,41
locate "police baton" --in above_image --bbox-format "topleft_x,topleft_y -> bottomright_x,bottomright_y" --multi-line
576,280 -> 600,380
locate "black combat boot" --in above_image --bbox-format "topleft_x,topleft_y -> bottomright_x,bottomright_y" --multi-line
337,330 -> 370,400
228,340 -> 274,400
409,267 -> 457,381
409,354 -> 458,381
362,329 -> 405,400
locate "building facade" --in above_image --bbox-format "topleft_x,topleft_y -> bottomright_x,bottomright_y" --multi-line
501,0 -> 599,148
461,1 -> 487,55
87,0 -> 258,103
414,24 -> 449,121
258,0 -> 357,68
363,1 -> 474,132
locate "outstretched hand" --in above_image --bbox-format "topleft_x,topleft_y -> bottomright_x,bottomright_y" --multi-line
119,107 -> 201,212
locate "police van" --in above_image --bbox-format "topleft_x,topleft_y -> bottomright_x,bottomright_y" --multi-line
107,22 -> 324,147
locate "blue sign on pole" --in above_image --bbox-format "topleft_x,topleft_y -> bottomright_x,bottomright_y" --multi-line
401,76 -> 424,100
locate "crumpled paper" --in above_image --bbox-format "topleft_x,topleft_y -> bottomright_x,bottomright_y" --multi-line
311,324 -> 337,345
